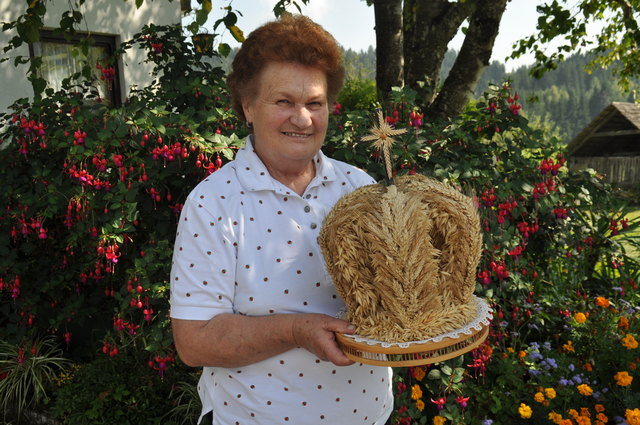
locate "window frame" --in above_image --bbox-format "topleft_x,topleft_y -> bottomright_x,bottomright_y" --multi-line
29,30 -> 122,106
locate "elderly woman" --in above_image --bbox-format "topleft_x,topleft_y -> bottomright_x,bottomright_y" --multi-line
169,15 -> 393,425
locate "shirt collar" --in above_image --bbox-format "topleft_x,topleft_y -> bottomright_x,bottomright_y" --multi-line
234,135 -> 338,194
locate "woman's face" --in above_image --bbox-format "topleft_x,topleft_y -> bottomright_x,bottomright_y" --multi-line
242,61 -> 329,171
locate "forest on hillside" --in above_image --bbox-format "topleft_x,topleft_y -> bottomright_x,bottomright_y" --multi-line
341,47 -> 638,143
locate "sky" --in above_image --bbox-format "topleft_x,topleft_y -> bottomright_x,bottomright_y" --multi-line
198,0 -> 560,72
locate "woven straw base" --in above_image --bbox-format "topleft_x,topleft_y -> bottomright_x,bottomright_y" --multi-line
336,324 -> 489,367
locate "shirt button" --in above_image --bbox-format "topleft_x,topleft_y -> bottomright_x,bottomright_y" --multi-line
310,223 -> 317,229
305,194 -> 311,199
304,205 -> 311,213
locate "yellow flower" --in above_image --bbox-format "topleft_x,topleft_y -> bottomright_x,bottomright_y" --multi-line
534,392 -> 545,403
413,366 -> 426,381
416,399 -> 425,412
548,412 -> 563,424
577,384 -> 593,396
519,403 -> 533,419
569,409 -> 580,419
560,420 -> 573,425
614,370 -> 633,386
622,334 -> 639,350
545,387 -> 557,399
433,415 -> 446,425
596,296 -> 610,308
574,312 -> 587,323
411,384 -> 422,401
626,408 -> 640,425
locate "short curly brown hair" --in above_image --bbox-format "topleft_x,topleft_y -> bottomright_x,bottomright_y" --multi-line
226,14 -> 345,123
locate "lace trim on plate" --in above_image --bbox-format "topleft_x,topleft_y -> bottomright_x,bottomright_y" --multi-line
338,296 -> 493,348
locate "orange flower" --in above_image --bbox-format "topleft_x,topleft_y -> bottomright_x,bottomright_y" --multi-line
596,413 -> 608,423
618,316 -> 630,330
534,392 -> 545,403
411,384 -> 422,400
614,371 -> 633,386
596,296 -> 610,308
416,399 -> 425,412
563,340 -> 575,353
595,404 -> 605,413
545,388 -> 557,399
622,334 -> 639,350
577,384 -> 593,396
574,312 -> 587,324
626,408 -> 640,425
584,362 -> 594,372
413,366 -> 426,381
548,412 -> 563,424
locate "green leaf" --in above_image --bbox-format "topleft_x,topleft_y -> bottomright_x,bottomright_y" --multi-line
427,369 -> 441,380
195,8 -> 209,26
218,42 -> 231,57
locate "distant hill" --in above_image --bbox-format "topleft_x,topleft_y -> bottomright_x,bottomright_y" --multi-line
459,52 -> 637,142
341,48 -> 638,143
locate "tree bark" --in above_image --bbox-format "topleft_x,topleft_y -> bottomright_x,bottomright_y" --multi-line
373,0 -> 404,102
426,0 -> 508,120
403,0 -> 473,105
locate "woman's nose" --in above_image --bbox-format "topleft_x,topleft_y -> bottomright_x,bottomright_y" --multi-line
290,105 -> 312,128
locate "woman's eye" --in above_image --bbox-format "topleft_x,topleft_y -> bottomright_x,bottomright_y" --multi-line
276,99 -> 291,106
307,101 -> 323,109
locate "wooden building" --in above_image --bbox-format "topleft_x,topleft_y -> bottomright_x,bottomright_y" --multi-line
567,102 -> 640,189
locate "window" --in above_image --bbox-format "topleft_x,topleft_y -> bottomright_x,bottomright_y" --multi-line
30,30 -> 122,106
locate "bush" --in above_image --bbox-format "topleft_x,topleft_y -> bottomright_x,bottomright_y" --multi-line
0,22 -> 245,401
325,83 -> 640,424
50,349 -> 198,425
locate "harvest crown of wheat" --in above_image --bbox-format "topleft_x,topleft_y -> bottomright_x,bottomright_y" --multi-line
319,109 -> 488,351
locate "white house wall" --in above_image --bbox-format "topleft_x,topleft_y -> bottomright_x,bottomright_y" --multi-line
0,0 -> 181,111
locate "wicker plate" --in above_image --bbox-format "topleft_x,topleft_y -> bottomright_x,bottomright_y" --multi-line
336,324 -> 489,367
335,297 -> 492,367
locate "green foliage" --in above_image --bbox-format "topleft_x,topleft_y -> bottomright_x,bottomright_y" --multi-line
50,349 -> 198,425
0,335 -> 70,422
337,78 -> 378,111
510,0 -> 640,91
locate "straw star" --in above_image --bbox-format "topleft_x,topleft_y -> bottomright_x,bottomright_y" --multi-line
361,108 -> 408,151
361,108 -> 407,180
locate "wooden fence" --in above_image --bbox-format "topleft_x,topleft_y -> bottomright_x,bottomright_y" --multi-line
569,156 -> 640,189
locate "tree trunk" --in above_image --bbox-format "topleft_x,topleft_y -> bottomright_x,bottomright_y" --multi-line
403,0 -> 472,105
373,0 -> 404,102
426,0 -> 508,120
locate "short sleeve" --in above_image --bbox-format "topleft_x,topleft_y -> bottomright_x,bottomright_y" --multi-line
169,193 -> 237,320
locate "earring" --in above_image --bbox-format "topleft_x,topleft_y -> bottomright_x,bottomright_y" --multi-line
246,121 -> 253,129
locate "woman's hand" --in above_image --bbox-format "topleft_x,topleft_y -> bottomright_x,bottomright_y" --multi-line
291,313 -> 356,366
173,313 -> 355,368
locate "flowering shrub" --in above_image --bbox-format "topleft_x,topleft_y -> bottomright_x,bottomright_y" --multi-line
0,23 -> 245,391
326,83 -> 640,424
